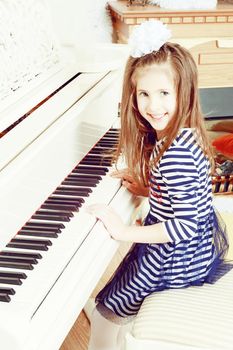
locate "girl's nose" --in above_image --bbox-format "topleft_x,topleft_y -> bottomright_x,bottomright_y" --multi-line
148,96 -> 161,113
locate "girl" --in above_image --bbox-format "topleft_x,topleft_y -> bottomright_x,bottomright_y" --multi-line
87,20 -> 228,350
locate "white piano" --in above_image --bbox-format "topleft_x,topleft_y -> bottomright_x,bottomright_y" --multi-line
0,1 -> 135,349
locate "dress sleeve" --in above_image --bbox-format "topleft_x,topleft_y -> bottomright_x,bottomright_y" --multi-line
160,146 -> 200,242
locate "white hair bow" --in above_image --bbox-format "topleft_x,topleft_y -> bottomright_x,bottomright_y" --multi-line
129,20 -> 171,58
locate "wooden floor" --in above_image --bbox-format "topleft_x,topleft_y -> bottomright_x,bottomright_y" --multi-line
60,310 -> 90,350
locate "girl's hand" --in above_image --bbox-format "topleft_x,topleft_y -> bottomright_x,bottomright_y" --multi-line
86,203 -> 127,241
111,169 -> 149,197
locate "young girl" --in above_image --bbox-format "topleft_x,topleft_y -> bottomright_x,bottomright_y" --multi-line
87,20 -> 228,350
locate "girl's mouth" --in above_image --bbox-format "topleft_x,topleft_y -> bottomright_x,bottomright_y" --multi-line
148,113 -> 166,120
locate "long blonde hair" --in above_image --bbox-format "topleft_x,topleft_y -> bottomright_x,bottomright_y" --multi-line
115,42 -> 214,186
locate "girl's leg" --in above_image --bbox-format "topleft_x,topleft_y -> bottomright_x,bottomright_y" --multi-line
117,322 -> 133,349
88,307 -> 121,350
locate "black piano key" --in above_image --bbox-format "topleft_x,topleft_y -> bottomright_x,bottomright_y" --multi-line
32,210 -> 73,222
88,148 -> 105,155
96,141 -> 115,150
0,251 -> 42,259
96,141 -> 116,147
102,132 -> 118,136
103,135 -> 118,139
73,167 -> 108,176
108,127 -> 119,131
104,128 -> 118,132
7,242 -> 49,251
74,165 -> 108,171
0,293 -> 11,302
44,199 -> 82,209
80,159 -> 111,166
31,214 -> 70,222
11,238 -> 52,246
84,154 -> 112,160
0,261 -> 34,270
22,226 -> 61,233
56,186 -> 92,193
94,145 -> 115,149
18,230 -> 59,238
24,222 -> 65,229
61,180 -> 97,187
93,147 -> 115,152
51,192 -> 87,199
65,175 -> 100,181
93,147 -> 114,153
99,134 -> 118,139
62,175 -> 100,187
84,154 -> 112,159
66,173 -> 102,183
46,197 -> 84,204
0,287 -> 15,295
96,133 -> 117,139
41,203 -> 78,212
101,137 -> 118,141
0,256 -> 38,265
55,187 -> 91,196
90,151 -> 113,159
53,190 -> 89,198
0,277 -> 22,285
0,271 -> 27,279
34,210 -> 74,218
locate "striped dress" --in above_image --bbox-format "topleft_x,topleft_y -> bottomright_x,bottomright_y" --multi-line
96,128 -> 227,323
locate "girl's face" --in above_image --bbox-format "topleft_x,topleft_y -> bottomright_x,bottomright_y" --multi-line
136,62 -> 177,140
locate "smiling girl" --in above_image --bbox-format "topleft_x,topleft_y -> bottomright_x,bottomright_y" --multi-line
87,20 -> 228,350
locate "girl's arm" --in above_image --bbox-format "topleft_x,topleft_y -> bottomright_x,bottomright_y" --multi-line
86,204 -> 171,244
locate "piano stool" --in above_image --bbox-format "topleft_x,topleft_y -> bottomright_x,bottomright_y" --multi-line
124,266 -> 233,350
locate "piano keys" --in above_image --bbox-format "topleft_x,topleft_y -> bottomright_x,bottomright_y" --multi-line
0,127 -> 120,301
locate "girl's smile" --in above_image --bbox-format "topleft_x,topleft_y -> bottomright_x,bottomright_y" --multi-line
136,63 -> 176,139
147,112 -> 168,120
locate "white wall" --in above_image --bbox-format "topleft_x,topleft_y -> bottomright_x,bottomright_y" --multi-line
46,0 -> 113,47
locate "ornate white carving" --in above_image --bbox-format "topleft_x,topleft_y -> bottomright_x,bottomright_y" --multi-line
0,0 -> 60,101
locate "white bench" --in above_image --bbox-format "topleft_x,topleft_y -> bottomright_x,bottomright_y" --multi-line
124,266 -> 233,350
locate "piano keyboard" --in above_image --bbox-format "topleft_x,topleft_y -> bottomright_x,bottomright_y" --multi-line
0,127 -> 120,303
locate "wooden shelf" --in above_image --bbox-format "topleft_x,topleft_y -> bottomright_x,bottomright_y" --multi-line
108,1 -> 233,87
108,1 -> 233,41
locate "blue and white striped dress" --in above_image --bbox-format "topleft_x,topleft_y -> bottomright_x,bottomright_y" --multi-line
96,128 -> 227,322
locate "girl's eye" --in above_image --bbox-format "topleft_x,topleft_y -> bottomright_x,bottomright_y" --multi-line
161,91 -> 169,96
138,91 -> 148,97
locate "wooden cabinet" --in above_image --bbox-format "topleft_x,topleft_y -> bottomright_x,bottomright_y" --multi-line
108,1 -> 233,87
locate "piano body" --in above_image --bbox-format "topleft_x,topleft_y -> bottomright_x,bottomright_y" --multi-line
0,1 -> 135,349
